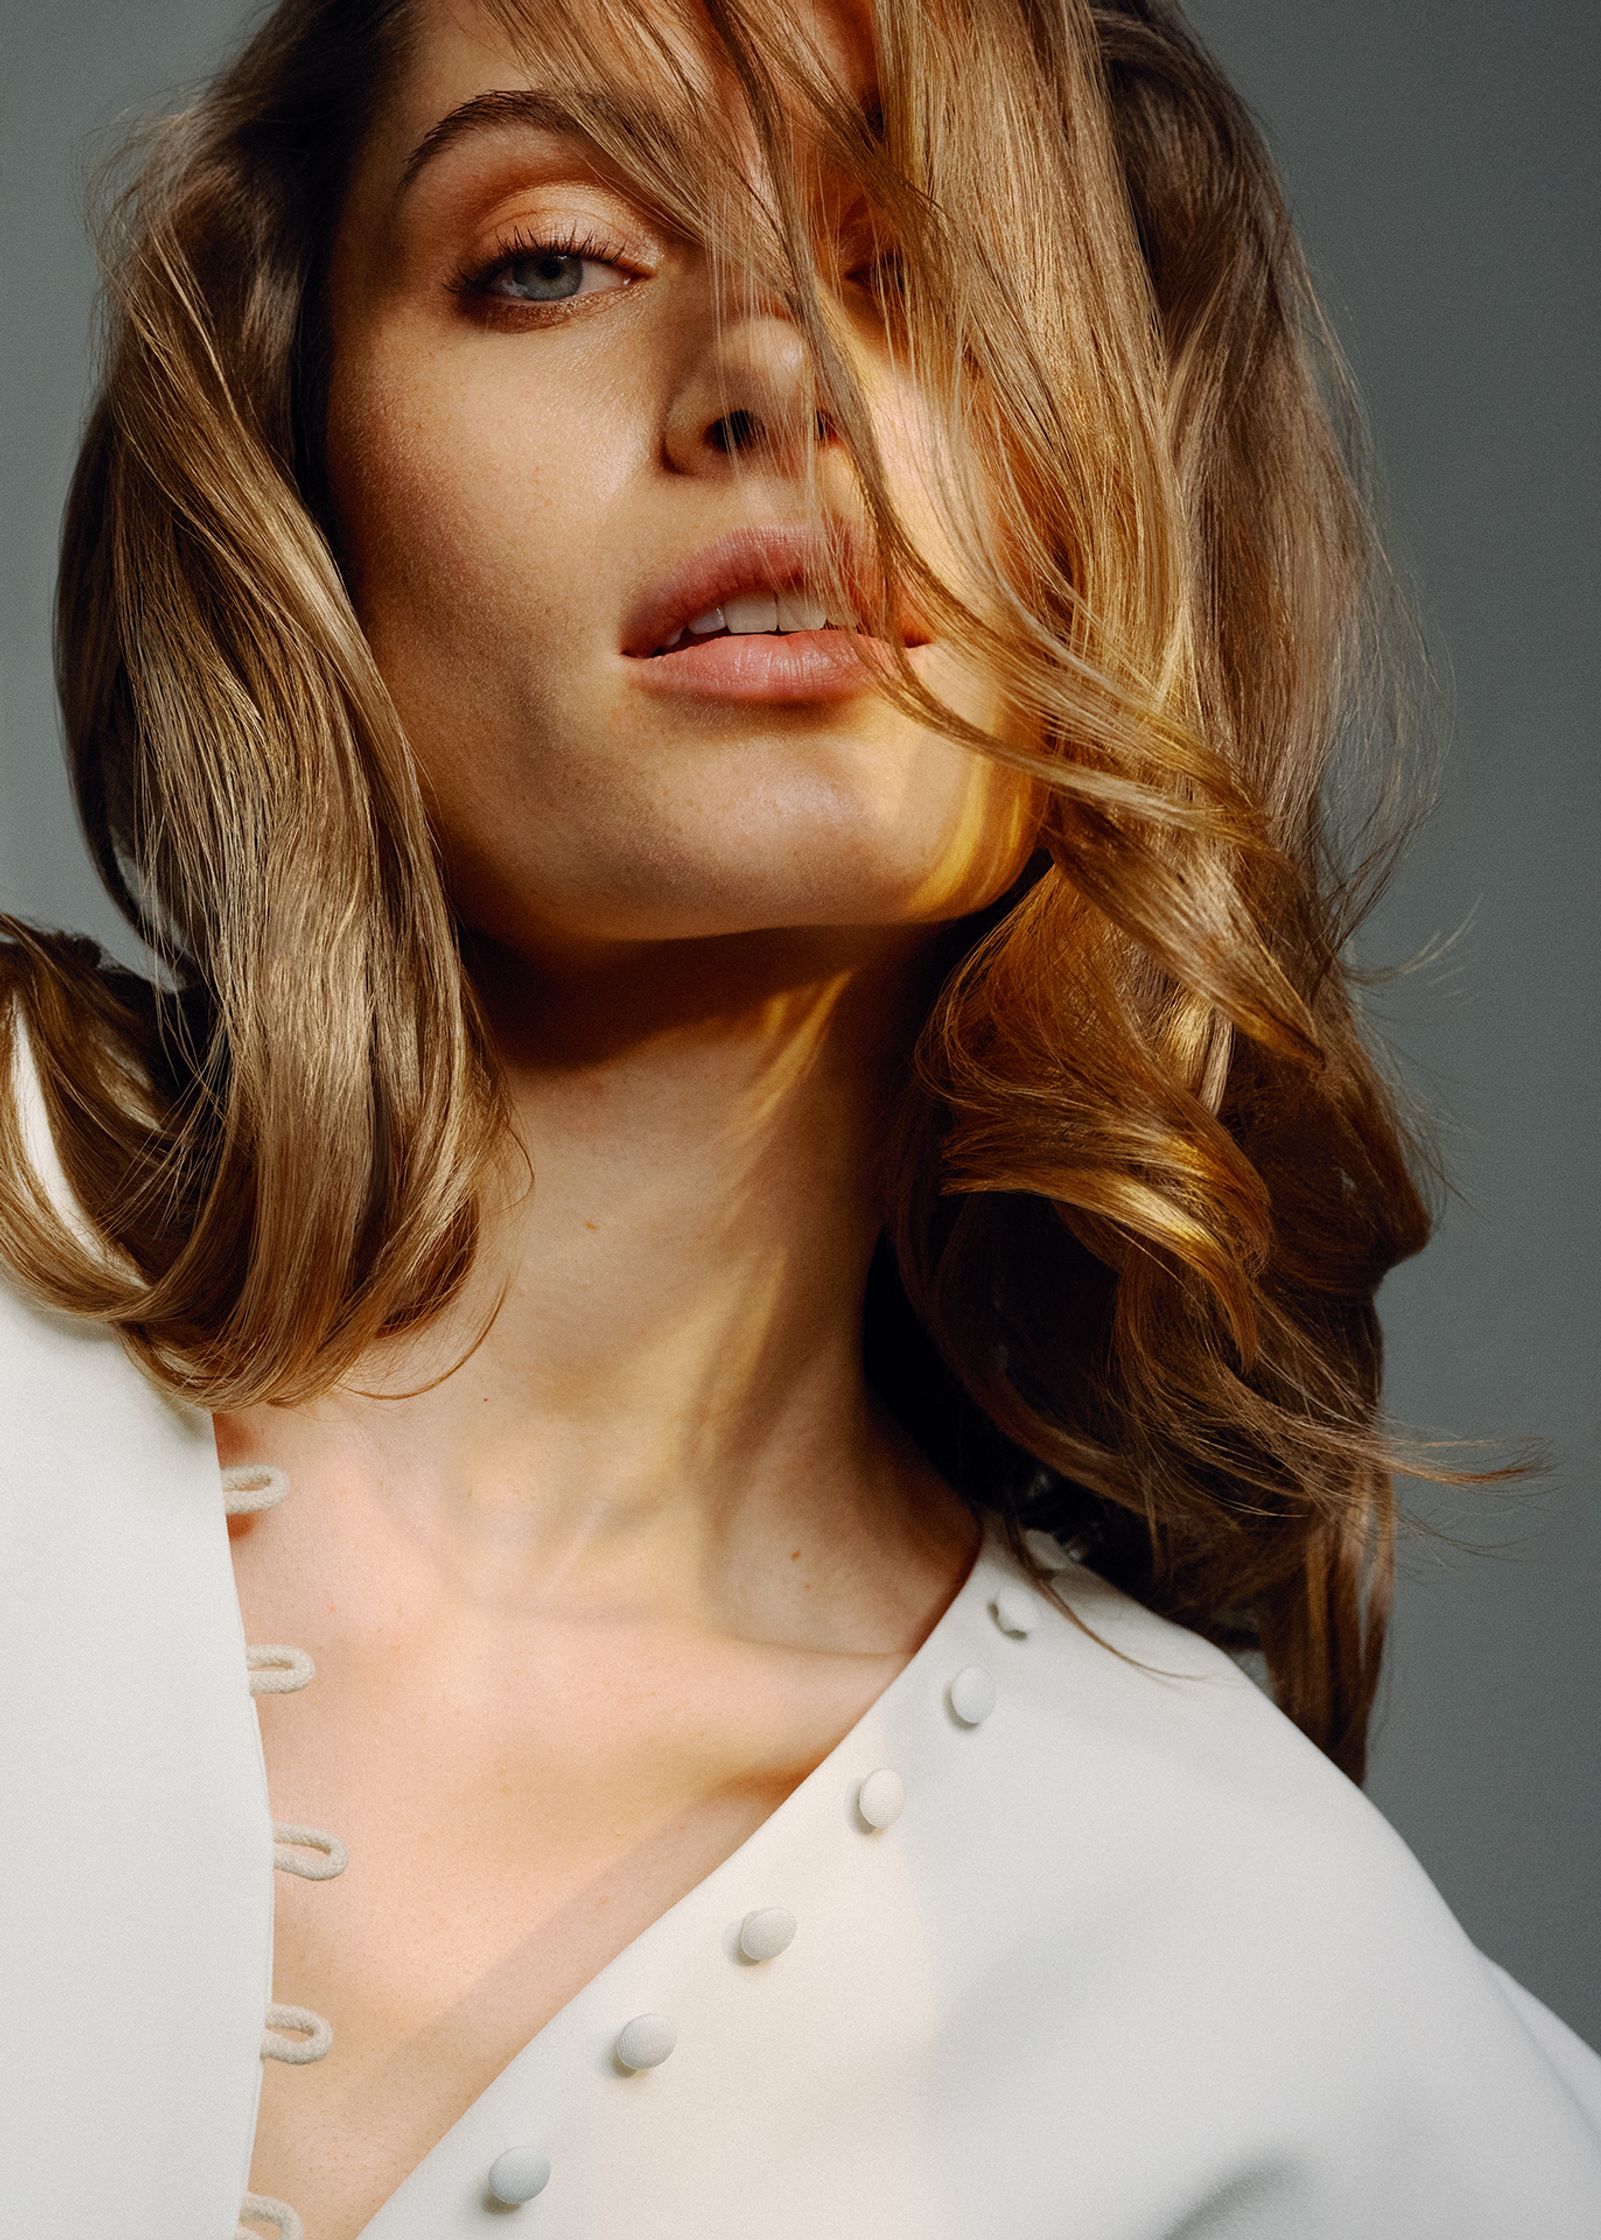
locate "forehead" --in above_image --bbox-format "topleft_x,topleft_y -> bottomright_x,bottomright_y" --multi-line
373,0 -> 881,191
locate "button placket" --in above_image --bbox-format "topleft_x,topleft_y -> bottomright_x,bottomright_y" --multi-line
225,1461 -> 346,2240
362,1529 -> 1022,2214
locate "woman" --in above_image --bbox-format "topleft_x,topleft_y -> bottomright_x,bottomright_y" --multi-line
1,0 -> 1597,2234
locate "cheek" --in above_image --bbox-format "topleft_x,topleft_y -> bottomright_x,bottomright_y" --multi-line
323,333 -> 600,650
316,318 -> 1041,944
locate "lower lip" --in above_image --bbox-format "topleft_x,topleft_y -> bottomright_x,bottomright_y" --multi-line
623,629 -> 926,702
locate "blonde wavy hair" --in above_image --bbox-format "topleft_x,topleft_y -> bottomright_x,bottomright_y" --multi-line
0,0 -> 1535,1781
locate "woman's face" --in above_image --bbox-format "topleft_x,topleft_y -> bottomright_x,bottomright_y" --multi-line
323,0 -> 1040,965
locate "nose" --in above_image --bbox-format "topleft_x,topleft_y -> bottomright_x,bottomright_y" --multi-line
662,293 -> 838,481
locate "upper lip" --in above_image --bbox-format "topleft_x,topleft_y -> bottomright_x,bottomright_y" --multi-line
620,521 -> 933,658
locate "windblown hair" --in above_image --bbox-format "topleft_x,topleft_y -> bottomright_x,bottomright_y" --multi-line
0,0 -> 1532,1781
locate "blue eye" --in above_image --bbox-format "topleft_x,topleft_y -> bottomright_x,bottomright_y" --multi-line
451,226 -> 902,319
456,226 -> 635,310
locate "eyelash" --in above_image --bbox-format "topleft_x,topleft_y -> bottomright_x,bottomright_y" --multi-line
450,222 -> 638,315
449,221 -> 905,326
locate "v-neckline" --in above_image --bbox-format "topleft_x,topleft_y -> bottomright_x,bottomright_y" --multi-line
215,1425 -> 1005,2234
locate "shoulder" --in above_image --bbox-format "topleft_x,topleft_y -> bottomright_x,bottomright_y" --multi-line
963,1532 -> 1601,2226
984,1541 -> 1443,1994
0,963 -> 154,1280
997,1538 -> 1560,2024
0,994 -> 187,1452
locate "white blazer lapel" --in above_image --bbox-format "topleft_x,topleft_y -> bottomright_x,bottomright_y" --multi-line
0,1013 -> 273,2237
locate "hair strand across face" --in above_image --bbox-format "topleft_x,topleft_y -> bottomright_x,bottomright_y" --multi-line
0,0 -> 1547,1782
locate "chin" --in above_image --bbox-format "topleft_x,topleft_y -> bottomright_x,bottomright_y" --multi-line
462,861 -> 987,959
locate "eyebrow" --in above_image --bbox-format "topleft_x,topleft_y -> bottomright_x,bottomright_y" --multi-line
394,82 -> 885,207
395,86 -> 683,205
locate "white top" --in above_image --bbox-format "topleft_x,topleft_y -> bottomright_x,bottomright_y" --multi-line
2,1016 -> 1600,2240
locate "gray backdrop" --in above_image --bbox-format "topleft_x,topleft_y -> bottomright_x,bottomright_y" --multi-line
2,0 -> 1597,2043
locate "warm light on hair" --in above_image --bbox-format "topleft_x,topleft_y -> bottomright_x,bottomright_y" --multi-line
0,0 -> 1542,1782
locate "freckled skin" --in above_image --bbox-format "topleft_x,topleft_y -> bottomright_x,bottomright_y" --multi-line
226,3 -> 1036,2234
323,0 -> 1039,962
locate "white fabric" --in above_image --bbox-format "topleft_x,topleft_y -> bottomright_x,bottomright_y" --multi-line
3,1012 -> 1600,2238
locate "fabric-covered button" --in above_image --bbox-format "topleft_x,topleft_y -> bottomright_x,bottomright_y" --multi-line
220,1461 -> 291,1514
487,2146 -> 552,2204
271,1820 -> 349,1880
246,1642 -> 316,1696
989,1584 -> 1041,1637
237,2187 -> 302,2238
856,1766 -> 906,1829
947,1664 -> 997,1725
1022,1527 -> 1072,1572
260,2001 -> 333,2064
614,2012 -> 677,2070
738,1905 -> 797,1961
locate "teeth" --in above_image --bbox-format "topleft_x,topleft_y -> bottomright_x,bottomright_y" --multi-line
776,590 -> 829,632
653,589 -> 859,654
721,591 -> 780,634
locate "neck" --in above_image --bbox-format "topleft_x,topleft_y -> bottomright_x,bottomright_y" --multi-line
214,922 -> 977,1644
